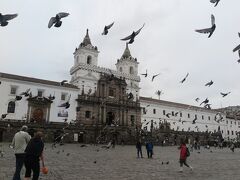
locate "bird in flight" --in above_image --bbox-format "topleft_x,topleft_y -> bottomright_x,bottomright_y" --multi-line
200,98 -> 209,106
233,33 -> 240,52
1,114 -> 8,119
19,88 -> 31,97
210,0 -> 220,7
204,104 -> 211,109
141,69 -> 148,77
166,113 -> 171,118
121,23 -> 145,44
192,117 -> 197,124
205,80 -> 214,87
220,92 -> 231,97
60,80 -> 68,86
195,98 -> 200,102
0,13 -> 18,26
48,12 -> 69,28
195,14 -> 216,38
102,22 -> 114,35
180,73 -> 189,83
58,94 -> 71,109
152,73 -> 160,82
156,90 -> 163,100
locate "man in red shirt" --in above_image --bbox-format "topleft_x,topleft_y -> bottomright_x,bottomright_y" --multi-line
179,141 -> 193,172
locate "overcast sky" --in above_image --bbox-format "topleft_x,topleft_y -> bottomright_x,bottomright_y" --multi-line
1,0 -> 240,109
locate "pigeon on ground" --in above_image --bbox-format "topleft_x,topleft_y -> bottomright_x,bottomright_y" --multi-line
195,14 -> 216,38
205,80 -> 214,87
210,0 -> 220,7
0,13 -> 18,26
175,112 -> 179,116
162,161 -> 169,165
66,153 -> 70,156
220,92 -> 231,97
48,12 -> 69,28
102,22 -> 114,35
152,73 -> 160,81
141,69 -> 147,77
121,23 -> 145,44
180,73 -> 189,83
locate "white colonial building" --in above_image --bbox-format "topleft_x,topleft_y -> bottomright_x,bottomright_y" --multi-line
140,97 -> 240,140
0,73 -> 79,123
0,29 -> 239,141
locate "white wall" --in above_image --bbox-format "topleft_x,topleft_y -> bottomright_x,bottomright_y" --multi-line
140,98 -> 240,139
0,77 -> 79,123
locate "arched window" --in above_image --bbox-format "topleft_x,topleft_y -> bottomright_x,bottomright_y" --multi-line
7,101 -> 15,113
129,66 -> 134,74
87,55 -> 92,65
119,67 -> 123,72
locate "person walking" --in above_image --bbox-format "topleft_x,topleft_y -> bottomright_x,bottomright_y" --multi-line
146,141 -> 153,158
12,125 -> 31,180
136,140 -> 143,158
179,141 -> 193,172
24,131 -> 44,180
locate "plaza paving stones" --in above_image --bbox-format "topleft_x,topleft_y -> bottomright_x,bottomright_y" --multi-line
0,143 -> 240,180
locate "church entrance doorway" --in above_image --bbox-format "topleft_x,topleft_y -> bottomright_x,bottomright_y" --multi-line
33,108 -> 44,123
106,112 -> 115,125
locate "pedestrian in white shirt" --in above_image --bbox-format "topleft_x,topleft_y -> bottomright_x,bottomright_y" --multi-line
11,125 -> 31,180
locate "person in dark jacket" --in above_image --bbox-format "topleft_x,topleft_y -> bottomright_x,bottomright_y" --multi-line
146,141 -> 153,158
136,140 -> 143,158
24,131 -> 44,180
179,141 -> 193,172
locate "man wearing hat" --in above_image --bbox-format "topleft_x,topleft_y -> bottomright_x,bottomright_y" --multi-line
11,125 -> 31,180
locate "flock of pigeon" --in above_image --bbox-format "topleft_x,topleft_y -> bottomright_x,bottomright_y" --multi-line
0,12 -> 145,44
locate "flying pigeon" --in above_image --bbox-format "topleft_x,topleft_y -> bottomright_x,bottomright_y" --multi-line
141,69 -> 147,77
102,22 -> 114,35
192,117 -> 197,124
233,33 -> 240,52
210,0 -> 220,7
220,92 -> 231,97
48,94 -> 55,100
0,13 -> 18,27
121,23 -> 145,44
58,94 -> 71,109
127,92 -> 134,100
152,73 -> 160,81
1,114 -> 8,119
195,98 -> 200,102
174,112 -> 179,116
204,104 -> 211,109
195,14 -> 216,38
15,95 -> 22,101
48,12 -> 69,28
205,80 -> 214,87
166,113 -> 171,118
156,90 -> 163,99
200,98 -> 209,106
19,88 -> 31,97
180,73 -> 189,83
237,50 -> 240,63
60,80 -> 68,86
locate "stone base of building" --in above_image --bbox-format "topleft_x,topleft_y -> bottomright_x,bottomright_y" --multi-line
0,120 -> 139,144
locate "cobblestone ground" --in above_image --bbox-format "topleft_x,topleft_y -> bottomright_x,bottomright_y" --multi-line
1,143 -> 240,180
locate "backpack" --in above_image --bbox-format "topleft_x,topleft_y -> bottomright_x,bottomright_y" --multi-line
186,147 -> 190,157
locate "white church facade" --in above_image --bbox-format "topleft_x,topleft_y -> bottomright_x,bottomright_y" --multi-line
0,29 -> 239,142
